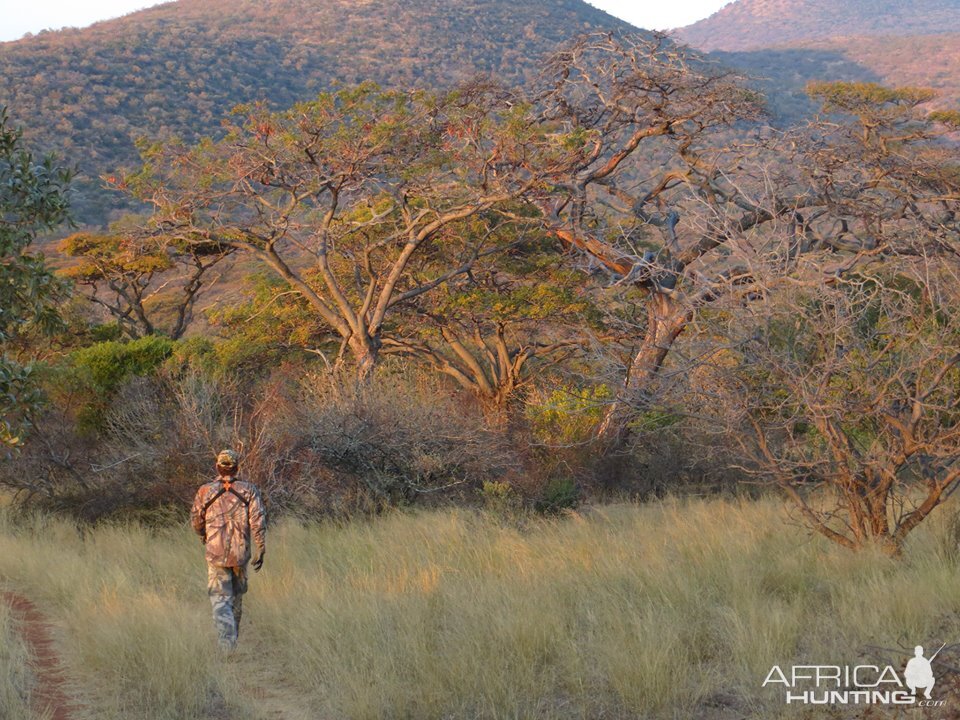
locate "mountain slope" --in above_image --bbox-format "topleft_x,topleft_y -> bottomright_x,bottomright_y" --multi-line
674,0 -> 960,124
676,0 -> 960,51
0,0 -> 636,225
715,32 -> 960,118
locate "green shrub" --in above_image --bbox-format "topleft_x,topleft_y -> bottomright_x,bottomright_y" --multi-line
163,336 -> 218,377
525,383 -> 613,444
480,480 -> 517,514
535,476 -> 580,514
54,335 -> 176,432
88,321 -> 124,343
70,335 -> 175,395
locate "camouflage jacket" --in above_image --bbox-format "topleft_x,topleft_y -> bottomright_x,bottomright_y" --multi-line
190,477 -> 266,568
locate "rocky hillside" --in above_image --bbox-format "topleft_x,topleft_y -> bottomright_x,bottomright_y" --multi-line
676,0 -> 960,51
0,0 -> 635,225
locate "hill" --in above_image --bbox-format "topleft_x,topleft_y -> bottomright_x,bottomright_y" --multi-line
712,32 -> 960,120
674,0 -> 960,124
675,0 -> 960,51
0,0 -> 636,225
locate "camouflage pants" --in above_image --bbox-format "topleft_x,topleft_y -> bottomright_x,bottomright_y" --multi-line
206,563 -> 247,650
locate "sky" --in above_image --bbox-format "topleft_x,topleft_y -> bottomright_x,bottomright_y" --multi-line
0,0 -> 733,42
591,0 -> 732,31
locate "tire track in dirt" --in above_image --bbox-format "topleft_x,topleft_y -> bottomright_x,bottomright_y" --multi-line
2,591 -> 78,720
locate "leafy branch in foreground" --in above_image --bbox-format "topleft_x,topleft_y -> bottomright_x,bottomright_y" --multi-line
0,107 -> 73,452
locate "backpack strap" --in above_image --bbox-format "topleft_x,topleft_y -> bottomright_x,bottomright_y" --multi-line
201,481 -> 250,520
227,484 -> 250,507
199,481 -> 250,545
201,485 -> 227,517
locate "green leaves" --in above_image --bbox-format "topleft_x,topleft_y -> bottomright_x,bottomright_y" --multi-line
0,362 -> 41,454
0,107 -> 73,452
806,81 -> 937,112
0,110 -> 72,341
441,282 -> 591,323
55,336 -> 175,434
58,232 -> 174,281
69,336 -> 175,396
929,109 -> 960,128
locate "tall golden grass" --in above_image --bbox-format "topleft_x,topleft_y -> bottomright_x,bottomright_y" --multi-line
0,595 -> 33,720
1,496 -> 958,719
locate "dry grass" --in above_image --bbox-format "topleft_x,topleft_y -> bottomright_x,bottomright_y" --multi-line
0,595 -> 34,720
1,496 -> 959,719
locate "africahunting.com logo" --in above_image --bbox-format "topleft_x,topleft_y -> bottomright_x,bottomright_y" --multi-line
763,644 -> 948,707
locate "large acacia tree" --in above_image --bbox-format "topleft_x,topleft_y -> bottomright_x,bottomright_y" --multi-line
120,83 -> 570,379
58,230 -> 232,340
712,262 -> 960,555
528,33 -> 960,435
525,33 -> 768,434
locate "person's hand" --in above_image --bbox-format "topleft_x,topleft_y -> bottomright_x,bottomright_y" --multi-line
252,550 -> 264,572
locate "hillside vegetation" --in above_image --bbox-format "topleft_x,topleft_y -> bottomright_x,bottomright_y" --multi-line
676,0 -> 960,51
711,32 -> 960,121
675,0 -> 960,123
785,32 -> 960,108
0,0 -> 634,225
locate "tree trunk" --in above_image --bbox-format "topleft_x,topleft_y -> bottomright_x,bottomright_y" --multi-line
479,386 -> 513,429
598,292 -> 690,440
350,333 -> 381,383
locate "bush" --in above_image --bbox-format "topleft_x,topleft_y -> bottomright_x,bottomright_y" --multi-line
534,476 -> 580,514
289,369 -> 520,510
70,335 -> 175,394
525,383 -> 613,445
46,335 -> 176,433
5,360 -> 526,520
163,336 -> 219,377
479,480 -> 517,514
6,334 -> 738,521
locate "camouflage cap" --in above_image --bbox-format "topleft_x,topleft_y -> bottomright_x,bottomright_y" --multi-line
216,449 -> 239,468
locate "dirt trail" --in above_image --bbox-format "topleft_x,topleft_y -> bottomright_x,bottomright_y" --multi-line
2,591 -> 78,720
3,588 -> 313,720
232,617 -> 320,720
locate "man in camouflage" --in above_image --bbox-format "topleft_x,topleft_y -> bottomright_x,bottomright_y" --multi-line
190,449 -> 266,651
